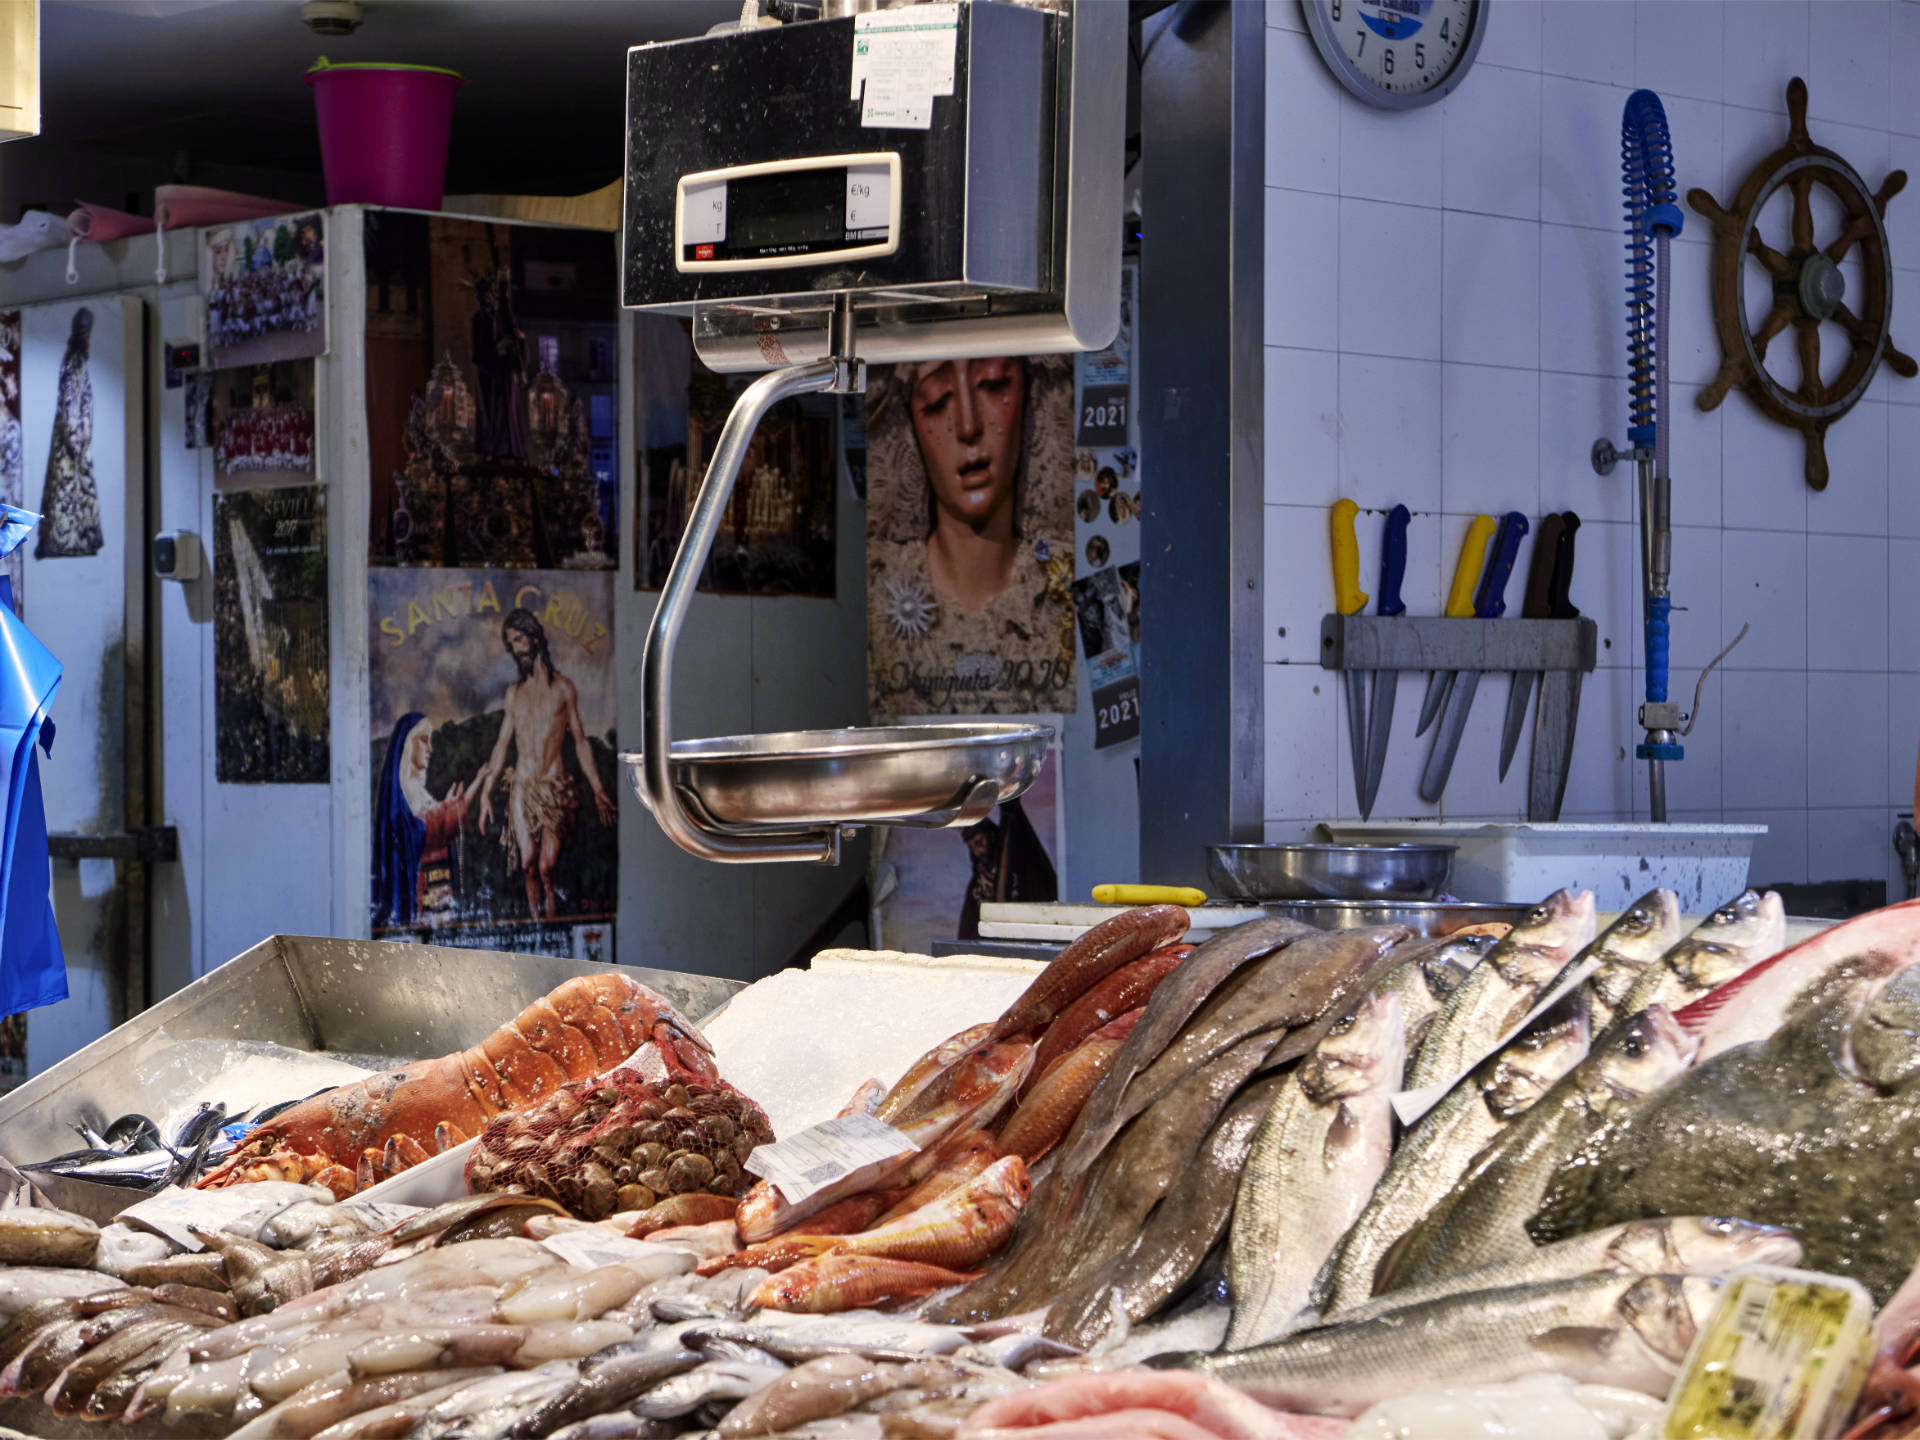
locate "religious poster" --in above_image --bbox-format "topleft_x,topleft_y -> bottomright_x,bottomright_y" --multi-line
1073,261 -> 1141,749
212,486 -> 329,783
368,568 -> 617,957
866,355 -> 1077,716
363,213 -> 618,571
211,359 -> 314,489
633,317 -> 836,596
201,211 -> 326,368
872,719 -> 1063,954
33,306 -> 102,558
0,310 -> 20,609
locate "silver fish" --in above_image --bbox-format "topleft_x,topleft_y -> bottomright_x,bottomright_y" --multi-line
1325,1217 -> 1801,1328
1582,890 -> 1684,1030
511,1333 -> 705,1438
635,1359 -> 789,1419
1374,933 -> 1494,1058
408,1363 -> 580,1440
1406,890 -> 1597,1091
1165,1272 -> 1721,1417
1314,998 -> 1592,1315
1375,1004 -> 1699,1291
1616,889 -> 1787,1018
1227,991 -> 1405,1348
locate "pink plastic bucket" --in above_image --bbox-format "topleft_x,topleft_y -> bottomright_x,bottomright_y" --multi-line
306,59 -> 465,210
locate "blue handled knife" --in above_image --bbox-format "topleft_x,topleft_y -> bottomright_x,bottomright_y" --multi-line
1357,504 -> 1410,819
1419,510 -> 1529,804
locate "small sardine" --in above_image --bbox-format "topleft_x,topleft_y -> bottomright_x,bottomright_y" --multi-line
1166,1272 -> 1721,1416
635,1358 -> 789,1418
1314,998 -> 1592,1315
1580,890 -> 1684,1030
1617,889 -> 1786,1018
1407,889 -> 1597,1092
1226,991 -> 1405,1348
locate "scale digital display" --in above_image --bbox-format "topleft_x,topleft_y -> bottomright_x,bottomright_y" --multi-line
676,153 -> 900,272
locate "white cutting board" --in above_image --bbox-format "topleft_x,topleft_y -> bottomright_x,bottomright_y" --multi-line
979,901 -> 1268,941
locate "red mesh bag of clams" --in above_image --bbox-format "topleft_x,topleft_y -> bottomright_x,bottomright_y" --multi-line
464,1068 -> 774,1220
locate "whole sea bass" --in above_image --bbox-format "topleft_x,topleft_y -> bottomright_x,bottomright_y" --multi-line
1406,890 -> 1597,1092
1614,889 -> 1786,1019
1373,933 -> 1493,1058
1313,997 -> 1592,1316
1372,1005 -> 1698,1291
1581,890 -> 1683,1030
1226,992 -> 1406,1349
1164,1272 -> 1722,1416
1532,953 -> 1920,1303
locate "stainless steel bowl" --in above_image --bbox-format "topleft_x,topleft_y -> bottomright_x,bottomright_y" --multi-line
1207,842 -> 1456,901
621,723 -> 1054,833
1259,899 -> 1527,937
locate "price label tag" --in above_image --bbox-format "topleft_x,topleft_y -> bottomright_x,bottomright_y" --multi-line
1078,384 -> 1130,446
1092,675 -> 1141,750
744,1113 -> 918,1205
538,1230 -> 686,1272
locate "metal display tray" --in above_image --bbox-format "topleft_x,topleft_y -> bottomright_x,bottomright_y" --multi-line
0,935 -> 745,1223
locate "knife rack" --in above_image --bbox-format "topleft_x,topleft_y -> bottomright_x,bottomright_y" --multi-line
1319,615 -> 1598,821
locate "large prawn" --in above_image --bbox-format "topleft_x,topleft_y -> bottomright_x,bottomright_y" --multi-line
197,974 -> 715,1198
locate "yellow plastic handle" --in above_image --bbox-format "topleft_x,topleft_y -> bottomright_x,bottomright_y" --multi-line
1092,884 -> 1208,908
1446,514 -> 1497,618
1330,499 -> 1368,617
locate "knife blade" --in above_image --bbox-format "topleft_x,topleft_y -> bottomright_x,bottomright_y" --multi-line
1416,513 -> 1497,736
1529,512 -> 1583,821
1420,510 -> 1529,804
1331,498 -> 1370,812
1358,504 -> 1411,819
1497,512 -> 1566,782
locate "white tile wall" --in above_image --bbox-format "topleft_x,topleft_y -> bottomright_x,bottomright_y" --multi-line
1262,0 -> 1917,895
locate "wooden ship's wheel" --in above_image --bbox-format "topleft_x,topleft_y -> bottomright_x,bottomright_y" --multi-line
1689,77 -> 1914,489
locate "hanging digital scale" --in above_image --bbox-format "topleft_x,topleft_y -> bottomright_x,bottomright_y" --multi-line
619,1 -> 1124,864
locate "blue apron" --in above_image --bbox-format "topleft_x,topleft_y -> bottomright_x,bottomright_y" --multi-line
0,504 -> 64,1012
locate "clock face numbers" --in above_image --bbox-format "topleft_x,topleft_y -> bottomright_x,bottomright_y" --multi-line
1317,0 -> 1479,105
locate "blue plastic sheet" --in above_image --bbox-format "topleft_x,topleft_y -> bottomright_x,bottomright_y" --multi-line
0,505 -> 64,1012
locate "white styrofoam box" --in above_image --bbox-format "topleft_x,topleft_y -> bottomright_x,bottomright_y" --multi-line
1666,382 -> 1723,530
1810,401 -> 1889,535
1722,0 -> 1808,116
1808,806 -> 1893,884
1441,62 -> 1542,221
1320,820 -> 1763,913
1729,806 -> 1809,886
1634,1 -> 1725,106
1722,668 -> 1808,811
1266,346 -> 1340,508
1807,533 -> 1889,673
979,902 -> 1267,943
1808,671 -> 1891,811
1339,199 -> 1442,361
1539,223 -> 1629,378
356,1139 -> 475,1208
1266,662 -> 1339,820
1340,354 -> 1441,509
1442,364 -> 1542,519
1721,528 -> 1808,669
1266,29 -> 1339,195
1443,212 -> 1541,369
1889,673 -> 1920,807
1265,503 -> 1334,664
1267,188 -> 1340,351
1538,372 -> 1635,526
1539,2 -> 1633,89
1808,0 -> 1891,134
1343,88 -> 1443,208
1721,394 -> 1810,532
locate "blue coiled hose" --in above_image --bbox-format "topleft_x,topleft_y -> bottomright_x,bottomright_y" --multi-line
1622,90 -> 1684,766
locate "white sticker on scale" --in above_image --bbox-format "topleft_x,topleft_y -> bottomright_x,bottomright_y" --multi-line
850,3 -> 957,131
743,1112 -> 918,1205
